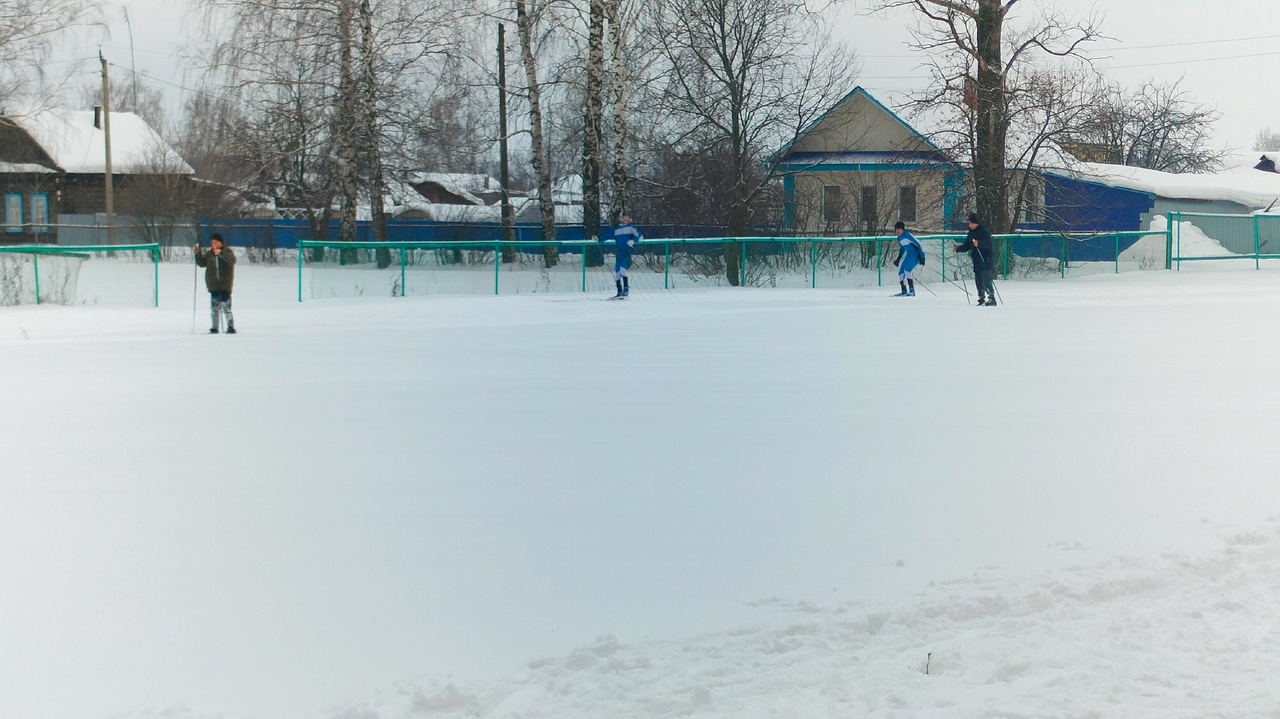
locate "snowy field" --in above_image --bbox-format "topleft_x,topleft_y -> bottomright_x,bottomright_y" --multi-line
5,262 -> 1280,719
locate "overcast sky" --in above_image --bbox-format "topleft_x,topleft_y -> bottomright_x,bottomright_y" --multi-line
67,0 -> 1280,155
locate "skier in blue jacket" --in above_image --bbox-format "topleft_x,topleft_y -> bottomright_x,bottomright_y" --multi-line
892,221 -> 925,297
607,213 -> 643,298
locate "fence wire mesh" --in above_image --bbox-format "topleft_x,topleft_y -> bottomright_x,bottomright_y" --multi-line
0,245 -> 160,307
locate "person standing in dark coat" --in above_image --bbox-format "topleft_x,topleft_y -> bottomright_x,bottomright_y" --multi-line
955,213 -> 997,306
195,233 -> 237,333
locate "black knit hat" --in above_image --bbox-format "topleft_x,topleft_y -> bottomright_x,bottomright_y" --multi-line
893,221 -> 906,230
967,213 -> 979,224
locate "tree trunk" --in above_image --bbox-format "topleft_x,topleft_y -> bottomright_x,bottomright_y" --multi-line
582,0 -> 605,244
515,0 -> 558,267
974,0 -> 1009,234
359,0 -> 391,269
336,0 -> 359,257
498,23 -> 516,258
606,0 -> 627,223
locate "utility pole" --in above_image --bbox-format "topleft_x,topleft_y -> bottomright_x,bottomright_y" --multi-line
498,22 -> 515,259
99,52 -> 115,245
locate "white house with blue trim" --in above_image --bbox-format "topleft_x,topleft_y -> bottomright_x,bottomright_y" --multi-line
776,87 -> 962,235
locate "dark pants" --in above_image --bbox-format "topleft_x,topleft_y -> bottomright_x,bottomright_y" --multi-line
974,266 -> 995,301
210,290 -> 234,329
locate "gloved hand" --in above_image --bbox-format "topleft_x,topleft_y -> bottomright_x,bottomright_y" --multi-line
627,240 -> 635,248
893,259 -> 899,267
920,256 -> 926,266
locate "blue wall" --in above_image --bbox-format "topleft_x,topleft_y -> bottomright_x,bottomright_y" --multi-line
1044,176 -> 1154,234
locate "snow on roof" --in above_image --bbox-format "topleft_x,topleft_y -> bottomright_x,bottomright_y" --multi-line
1068,162 -> 1280,209
0,162 -> 55,174
408,173 -> 502,205
8,109 -> 192,175
427,196 -> 536,223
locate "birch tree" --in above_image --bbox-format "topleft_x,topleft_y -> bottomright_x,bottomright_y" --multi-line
515,0 -> 559,265
581,0 -> 606,242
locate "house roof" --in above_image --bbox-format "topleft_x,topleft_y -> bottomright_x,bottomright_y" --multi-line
1066,162 -> 1280,209
774,87 -> 949,165
0,162 -> 55,174
409,172 -> 502,205
5,110 -> 192,175
778,150 -> 952,169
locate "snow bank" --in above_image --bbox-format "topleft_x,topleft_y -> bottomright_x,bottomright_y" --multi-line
336,527 -> 1280,719
1120,216 -> 1235,265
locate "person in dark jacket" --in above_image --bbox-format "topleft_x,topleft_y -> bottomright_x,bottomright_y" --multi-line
194,233 -> 237,333
955,213 -> 996,306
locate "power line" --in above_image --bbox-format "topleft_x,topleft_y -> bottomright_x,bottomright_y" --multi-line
107,62 -> 224,102
1105,32 -> 1280,52
1106,48 -> 1280,70
858,32 -> 1280,60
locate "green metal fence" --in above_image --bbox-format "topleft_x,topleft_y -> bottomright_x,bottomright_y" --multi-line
295,231 -> 1171,300
0,244 -> 161,307
1168,211 -> 1280,270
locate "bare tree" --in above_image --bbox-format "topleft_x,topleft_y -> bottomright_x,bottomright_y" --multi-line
196,0 -> 460,253
580,0 -> 606,242
514,0 -> 559,265
881,0 -> 1099,232
605,0 -> 630,219
1255,128 -> 1280,153
80,76 -> 168,136
0,0 -> 100,109
1069,79 -> 1224,173
651,0 -> 857,284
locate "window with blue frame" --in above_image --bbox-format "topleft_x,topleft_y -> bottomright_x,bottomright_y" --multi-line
29,193 -> 49,233
5,193 -> 22,232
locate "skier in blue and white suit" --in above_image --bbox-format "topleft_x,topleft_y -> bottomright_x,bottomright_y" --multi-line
892,221 -> 925,297
607,213 -> 643,297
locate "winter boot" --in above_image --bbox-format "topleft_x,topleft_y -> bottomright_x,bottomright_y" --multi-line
907,279 -> 915,297
614,279 -> 623,297
226,325 -> 237,334
622,277 -> 630,297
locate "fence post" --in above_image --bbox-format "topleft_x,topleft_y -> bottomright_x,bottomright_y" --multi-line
664,242 -> 670,289
1061,238 -> 1067,279
1165,213 -> 1173,270
494,243 -> 501,295
1003,237 -> 1010,279
740,240 -> 747,287
810,240 -> 817,289
876,238 -> 882,287
1114,234 -> 1120,274
400,247 -> 407,297
940,238 -> 946,279
1176,211 -> 1182,271
581,242 -> 587,293
1255,213 -> 1261,270
33,254 -> 40,305
297,243 -> 304,302
153,248 -> 160,307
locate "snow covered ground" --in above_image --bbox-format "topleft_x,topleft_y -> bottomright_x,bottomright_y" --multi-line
4,263 -> 1280,719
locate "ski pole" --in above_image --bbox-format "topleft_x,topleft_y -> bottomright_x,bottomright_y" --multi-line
192,247 -> 198,334
929,256 -> 970,304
